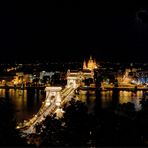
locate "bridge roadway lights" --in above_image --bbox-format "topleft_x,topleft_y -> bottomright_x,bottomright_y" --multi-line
45,87 -> 62,106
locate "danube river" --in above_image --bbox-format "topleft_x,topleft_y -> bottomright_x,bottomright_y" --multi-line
0,88 -> 143,123
0,88 -> 45,123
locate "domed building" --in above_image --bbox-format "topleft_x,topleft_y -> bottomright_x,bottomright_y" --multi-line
83,56 -> 97,71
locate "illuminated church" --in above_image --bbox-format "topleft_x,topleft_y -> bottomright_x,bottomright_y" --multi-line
83,56 -> 97,71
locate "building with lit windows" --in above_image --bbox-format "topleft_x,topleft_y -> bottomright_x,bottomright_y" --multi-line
83,56 -> 97,71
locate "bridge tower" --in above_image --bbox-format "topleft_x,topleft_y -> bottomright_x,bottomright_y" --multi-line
67,77 -> 78,88
45,87 -> 62,107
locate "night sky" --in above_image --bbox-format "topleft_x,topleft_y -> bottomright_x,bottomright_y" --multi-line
1,1 -> 148,62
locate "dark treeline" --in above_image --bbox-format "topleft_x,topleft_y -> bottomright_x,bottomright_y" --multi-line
33,92 -> 148,147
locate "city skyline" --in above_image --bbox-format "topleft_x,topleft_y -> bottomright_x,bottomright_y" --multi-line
2,1 -> 148,147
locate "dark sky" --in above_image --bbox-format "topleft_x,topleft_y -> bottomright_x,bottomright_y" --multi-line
1,1 -> 148,62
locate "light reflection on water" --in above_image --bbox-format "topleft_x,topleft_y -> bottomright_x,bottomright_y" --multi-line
0,88 -> 144,122
0,88 -> 45,123
79,90 -> 143,111
101,90 -> 113,108
119,90 -> 142,111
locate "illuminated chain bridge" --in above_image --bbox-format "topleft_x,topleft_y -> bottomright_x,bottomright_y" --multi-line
17,71 -> 85,135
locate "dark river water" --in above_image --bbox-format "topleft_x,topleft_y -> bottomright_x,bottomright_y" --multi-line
0,88 -> 45,123
0,88 -> 143,123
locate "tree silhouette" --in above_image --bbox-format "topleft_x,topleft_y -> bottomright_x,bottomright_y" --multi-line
34,97 -> 148,147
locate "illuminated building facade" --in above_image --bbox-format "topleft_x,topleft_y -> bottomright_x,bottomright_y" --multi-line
83,56 -> 97,71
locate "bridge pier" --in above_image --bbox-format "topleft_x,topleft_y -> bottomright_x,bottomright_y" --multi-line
45,87 -> 62,106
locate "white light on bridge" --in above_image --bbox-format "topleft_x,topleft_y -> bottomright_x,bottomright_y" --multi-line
45,101 -> 50,106
55,108 -> 65,118
55,102 -> 61,107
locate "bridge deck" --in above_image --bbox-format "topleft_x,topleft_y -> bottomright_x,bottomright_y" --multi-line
19,85 -> 78,135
